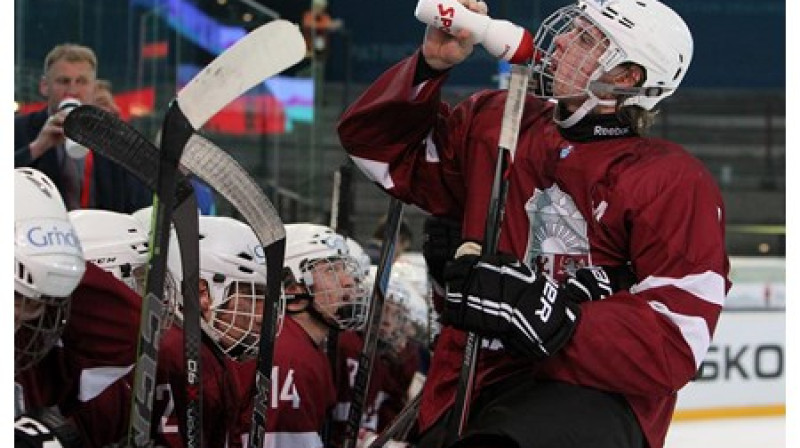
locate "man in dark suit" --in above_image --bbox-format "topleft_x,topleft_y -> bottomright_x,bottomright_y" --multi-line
15,44 -> 150,212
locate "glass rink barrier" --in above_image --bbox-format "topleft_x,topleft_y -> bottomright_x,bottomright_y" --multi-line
668,256 -> 786,447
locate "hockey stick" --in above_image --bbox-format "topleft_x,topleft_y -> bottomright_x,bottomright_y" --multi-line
322,167 -> 345,447
132,19 -> 303,446
180,134 -> 287,448
65,19 -> 304,447
342,197 -> 405,448
445,64 -> 531,445
130,98 -> 189,447
64,106 -> 289,448
64,105 -> 202,447
329,167 -> 342,230
367,390 -> 421,448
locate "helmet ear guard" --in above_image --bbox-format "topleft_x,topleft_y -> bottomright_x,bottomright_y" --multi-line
70,209 -> 150,293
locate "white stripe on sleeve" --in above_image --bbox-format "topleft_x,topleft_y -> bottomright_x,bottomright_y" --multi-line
350,156 -> 394,190
630,270 -> 726,307
647,300 -> 712,368
79,364 -> 135,402
264,432 -> 324,448
424,130 -> 440,163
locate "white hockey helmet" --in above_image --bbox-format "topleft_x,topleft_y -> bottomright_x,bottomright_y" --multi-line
284,223 -> 367,330
392,255 -> 439,345
69,209 -> 150,294
199,216 -> 267,361
345,237 -> 371,281
394,252 -> 432,303
133,205 -> 181,277
365,266 -> 414,358
14,168 -> 85,373
131,205 -> 155,233
131,205 -> 182,315
70,208 -> 181,328
532,0 -> 693,125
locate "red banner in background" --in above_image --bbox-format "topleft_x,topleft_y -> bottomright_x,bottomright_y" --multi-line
141,41 -> 169,59
16,88 -> 156,123
119,88 -> 156,121
16,87 -> 287,135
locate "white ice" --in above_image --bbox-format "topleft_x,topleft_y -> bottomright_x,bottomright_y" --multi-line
665,416 -> 785,447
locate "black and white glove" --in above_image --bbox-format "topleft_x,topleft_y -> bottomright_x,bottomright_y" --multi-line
14,407 -> 83,448
563,265 -> 636,303
422,216 -> 463,292
442,254 -> 581,359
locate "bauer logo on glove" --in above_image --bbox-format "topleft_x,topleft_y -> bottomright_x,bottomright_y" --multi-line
442,253 -> 580,359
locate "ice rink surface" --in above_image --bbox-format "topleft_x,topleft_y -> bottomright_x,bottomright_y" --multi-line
665,416 -> 785,447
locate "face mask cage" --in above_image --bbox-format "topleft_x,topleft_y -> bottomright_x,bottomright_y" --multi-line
208,280 -> 266,361
128,264 -> 177,331
378,295 -> 410,358
301,256 -> 368,331
14,292 -> 71,374
530,4 -> 613,102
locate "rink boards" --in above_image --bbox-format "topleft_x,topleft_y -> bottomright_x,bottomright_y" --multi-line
674,257 -> 785,420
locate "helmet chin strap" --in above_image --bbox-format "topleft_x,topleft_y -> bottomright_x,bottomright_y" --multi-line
554,65 -> 618,128
554,91 -> 617,128
285,289 -> 340,330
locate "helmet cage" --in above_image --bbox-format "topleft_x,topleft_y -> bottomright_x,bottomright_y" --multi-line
286,255 -> 368,331
14,292 -> 71,374
379,288 -> 411,358
531,4 -> 617,127
191,216 -> 268,361
205,278 -> 266,361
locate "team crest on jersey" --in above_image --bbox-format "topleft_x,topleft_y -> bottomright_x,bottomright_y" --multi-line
524,184 -> 589,282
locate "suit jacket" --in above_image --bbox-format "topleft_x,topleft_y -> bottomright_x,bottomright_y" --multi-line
15,108 -> 65,194
15,108 -> 152,213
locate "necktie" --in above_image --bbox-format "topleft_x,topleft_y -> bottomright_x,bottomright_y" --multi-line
80,150 -> 95,208
58,145 -> 82,210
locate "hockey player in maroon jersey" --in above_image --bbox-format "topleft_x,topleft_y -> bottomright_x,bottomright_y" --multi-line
14,168 -> 143,448
239,223 -> 367,448
150,215 -> 266,448
330,268 -> 414,448
337,1 -> 730,447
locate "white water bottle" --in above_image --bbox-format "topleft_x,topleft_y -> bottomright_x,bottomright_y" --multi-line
415,0 -> 534,63
58,98 -> 88,159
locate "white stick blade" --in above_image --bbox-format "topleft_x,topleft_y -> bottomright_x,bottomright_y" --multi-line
178,19 -> 306,129
498,64 -> 531,161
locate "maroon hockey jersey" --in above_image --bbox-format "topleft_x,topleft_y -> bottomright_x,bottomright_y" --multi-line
152,324 -> 249,448
15,262 -> 141,447
237,316 -> 337,448
337,51 -> 731,448
329,330 -> 389,447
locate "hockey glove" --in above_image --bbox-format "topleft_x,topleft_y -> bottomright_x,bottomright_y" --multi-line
443,254 -> 581,359
14,407 -> 83,448
422,216 -> 464,291
563,264 -> 637,303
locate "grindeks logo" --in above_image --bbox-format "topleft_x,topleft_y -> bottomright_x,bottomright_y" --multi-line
27,225 -> 81,249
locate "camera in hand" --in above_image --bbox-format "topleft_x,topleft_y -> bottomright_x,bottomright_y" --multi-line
58,98 -> 88,159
